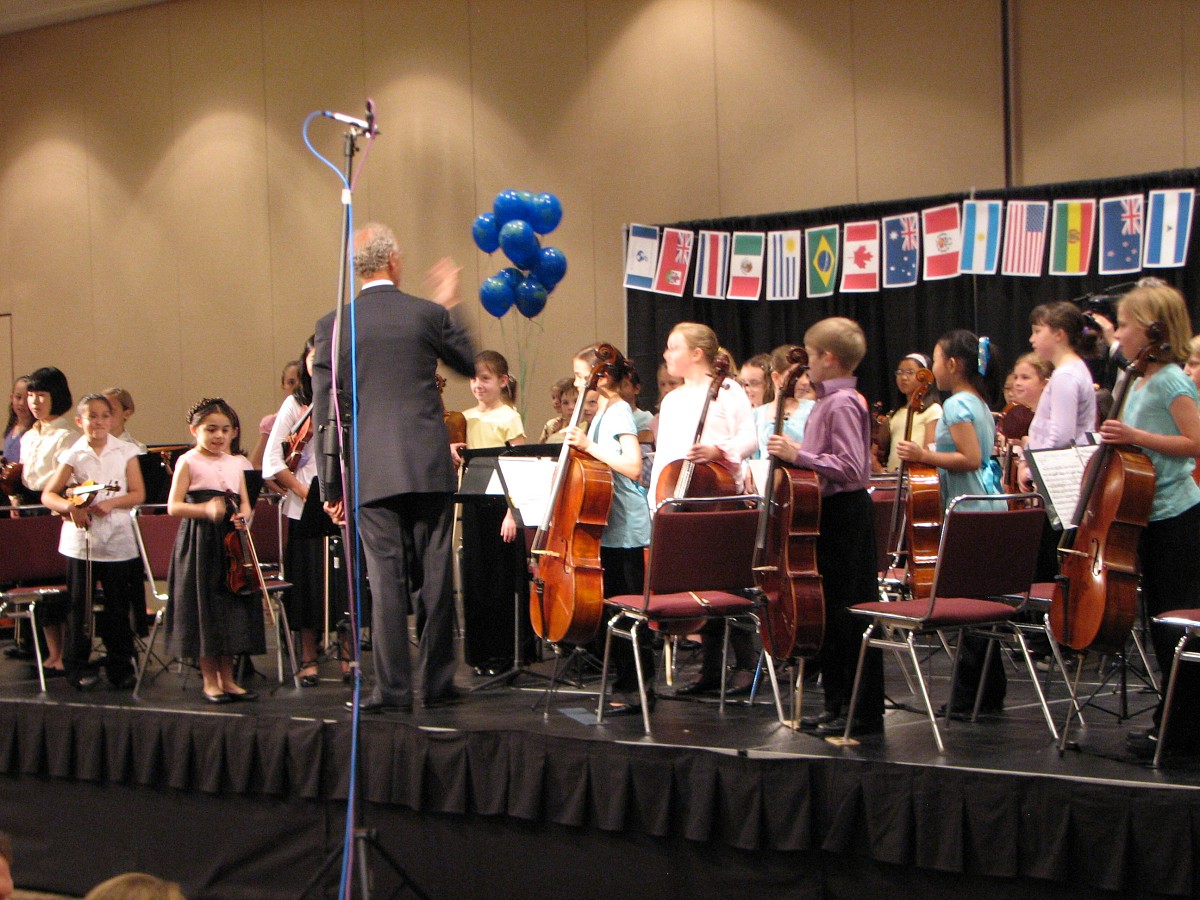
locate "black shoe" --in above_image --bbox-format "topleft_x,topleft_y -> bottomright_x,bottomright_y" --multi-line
227,689 -> 258,702
109,672 -> 137,690
605,693 -> 656,718
800,710 -> 841,731
299,660 -> 320,688
68,672 -> 101,692
41,666 -> 66,680
347,697 -> 412,714
423,688 -> 466,709
1127,729 -> 1158,759
675,677 -> 720,697
724,681 -> 754,698
817,715 -> 884,736
203,691 -> 233,705
937,702 -> 1003,721
4,646 -> 33,661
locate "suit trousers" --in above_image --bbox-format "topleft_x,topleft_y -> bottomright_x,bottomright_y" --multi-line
357,492 -> 457,704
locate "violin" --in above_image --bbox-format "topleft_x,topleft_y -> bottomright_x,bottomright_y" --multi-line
889,368 -> 941,599
282,406 -> 314,473
66,480 -> 119,508
1050,325 -> 1165,653
437,374 -> 468,445
0,459 -> 22,496
755,347 -> 824,661
222,491 -> 259,596
654,352 -> 739,505
529,344 -> 617,644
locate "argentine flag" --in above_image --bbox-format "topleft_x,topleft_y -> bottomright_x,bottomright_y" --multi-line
960,200 -> 1003,275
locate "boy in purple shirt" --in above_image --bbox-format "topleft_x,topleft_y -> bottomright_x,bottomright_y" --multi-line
768,317 -> 884,736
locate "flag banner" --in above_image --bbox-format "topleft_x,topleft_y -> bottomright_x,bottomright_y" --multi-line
840,220 -> 881,292
766,230 -> 802,301
1001,201 -> 1048,277
652,227 -> 694,296
726,232 -> 766,300
693,230 -> 731,299
1098,194 -> 1144,275
1049,199 -> 1097,276
805,225 -> 840,298
922,203 -> 961,280
882,212 -> 919,288
1145,188 -> 1195,268
623,224 -> 659,290
960,199 -> 1003,274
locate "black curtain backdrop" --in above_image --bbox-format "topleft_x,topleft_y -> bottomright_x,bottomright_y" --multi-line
627,168 -> 1200,411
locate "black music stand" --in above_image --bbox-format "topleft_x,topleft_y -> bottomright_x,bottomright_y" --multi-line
457,447 -> 548,690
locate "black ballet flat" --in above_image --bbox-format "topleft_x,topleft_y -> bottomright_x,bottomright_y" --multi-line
227,689 -> 258,702
203,691 -> 233,705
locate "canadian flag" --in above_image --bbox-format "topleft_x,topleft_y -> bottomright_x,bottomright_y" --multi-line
840,221 -> 880,292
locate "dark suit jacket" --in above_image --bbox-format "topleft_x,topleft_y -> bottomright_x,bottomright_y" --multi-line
312,282 -> 475,506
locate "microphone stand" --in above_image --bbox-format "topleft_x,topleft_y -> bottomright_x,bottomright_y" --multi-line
301,112 -> 429,900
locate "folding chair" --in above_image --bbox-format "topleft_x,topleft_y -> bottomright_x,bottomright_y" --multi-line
250,492 -> 287,578
0,507 -> 68,692
597,495 -> 785,734
1146,608 -> 1200,767
844,494 -> 1055,751
131,504 -> 299,698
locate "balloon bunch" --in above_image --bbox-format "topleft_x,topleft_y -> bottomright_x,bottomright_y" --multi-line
473,190 -> 567,318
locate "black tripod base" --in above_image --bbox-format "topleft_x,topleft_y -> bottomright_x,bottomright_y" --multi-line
300,827 -> 431,900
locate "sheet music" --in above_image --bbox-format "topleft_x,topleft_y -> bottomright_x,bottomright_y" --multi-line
1025,444 -> 1101,530
746,459 -> 772,495
496,457 -> 558,528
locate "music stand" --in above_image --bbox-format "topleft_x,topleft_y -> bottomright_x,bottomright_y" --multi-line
457,447 -> 552,690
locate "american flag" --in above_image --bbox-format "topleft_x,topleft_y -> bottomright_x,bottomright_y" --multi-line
1001,201 -> 1048,277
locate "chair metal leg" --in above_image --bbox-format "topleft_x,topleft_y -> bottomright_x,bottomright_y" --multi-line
907,630 -> 944,752
30,601 -> 45,693
133,607 -> 164,699
629,619 -> 652,735
1011,626 -> 1059,740
943,627 -> 967,734
275,599 -> 300,688
1043,614 -> 1086,727
776,655 -> 801,730
972,634 -> 999,721
841,622 -> 874,743
1153,630 -> 1190,768
1131,627 -> 1160,695
595,618 -> 616,723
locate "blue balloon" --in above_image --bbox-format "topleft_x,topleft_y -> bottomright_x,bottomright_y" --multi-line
480,275 -> 515,318
499,219 -> 540,268
499,266 -> 523,288
529,193 -> 563,235
472,213 -> 499,253
493,190 -> 528,228
515,276 -> 548,318
532,247 -> 567,289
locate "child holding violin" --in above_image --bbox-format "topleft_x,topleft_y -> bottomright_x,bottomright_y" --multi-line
40,393 -> 145,690
563,343 -> 653,713
451,350 -> 532,675
651,322 -> 759,696
878,353 -> 942,472
767,317 -> 883,736
264,336 -> 340,688
896,329 -> 1005,717
1100,281 -> 1200,760
165,398 -> 263,704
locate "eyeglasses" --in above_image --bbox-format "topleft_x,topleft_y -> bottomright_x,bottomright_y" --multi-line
894,369 -> 920,377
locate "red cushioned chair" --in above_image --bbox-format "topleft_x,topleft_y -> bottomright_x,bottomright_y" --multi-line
596,495 -> 784,734
843,494 -> 1055,751
0,507 -> 69,692
1147,608 -> 1200,767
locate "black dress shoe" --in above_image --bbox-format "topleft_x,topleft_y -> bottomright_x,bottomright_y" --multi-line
724,681 -> 754,698
423,688 -> 465,709
41,666 -> 66,680
605,693 -> 656,717
68,672 -> 101,692
1127,729 -> 1159,760
347,698 -> 412,714
227,689 -> 258,702
675,677 -> 720,697
817,715 -> 884,736
800,710 -> 841,731
203,691 -> 233,705
109,672 -> 137,690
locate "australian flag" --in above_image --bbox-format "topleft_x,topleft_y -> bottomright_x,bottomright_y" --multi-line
1098,195 -> 1143,275
883,212 -> 919,288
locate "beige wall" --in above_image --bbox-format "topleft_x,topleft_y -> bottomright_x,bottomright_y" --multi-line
0,0 -> 1193,442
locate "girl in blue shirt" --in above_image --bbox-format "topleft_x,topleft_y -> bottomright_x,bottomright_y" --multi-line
566,343 -> 653,716
1102,280 -> 1200,759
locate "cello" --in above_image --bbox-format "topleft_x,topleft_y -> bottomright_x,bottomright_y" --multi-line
755,347 -> 824,661
529,344 -> 617,645
436,374 -> 468,445
1049,324 -> 1166,653
654,352 -> 739,504
887,367 -> 941,599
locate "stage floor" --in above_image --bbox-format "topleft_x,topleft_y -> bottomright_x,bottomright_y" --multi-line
1,631 -> 1198,898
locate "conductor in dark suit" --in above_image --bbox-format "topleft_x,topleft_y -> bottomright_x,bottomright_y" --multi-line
313,222 -> 475,712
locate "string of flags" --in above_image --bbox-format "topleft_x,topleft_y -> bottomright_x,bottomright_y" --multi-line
623,187 -> 1195,300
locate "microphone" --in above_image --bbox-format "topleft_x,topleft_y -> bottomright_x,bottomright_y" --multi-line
365,99 -> 378,137
321,107 -> 379,136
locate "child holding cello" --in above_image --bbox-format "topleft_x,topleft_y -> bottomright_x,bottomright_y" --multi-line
1098,280 -> 1200,760
41,393 -> 145,690
165,398 -> 264,704
767,317 -> 882,735
896,329 -> 1005,717
563,343 -> 652,714
650,322 -> 759,696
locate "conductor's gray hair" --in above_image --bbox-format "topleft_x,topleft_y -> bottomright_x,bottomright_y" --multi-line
354,223 -> 398,279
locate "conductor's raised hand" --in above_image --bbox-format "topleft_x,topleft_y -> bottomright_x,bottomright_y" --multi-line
425,257 -> 463,309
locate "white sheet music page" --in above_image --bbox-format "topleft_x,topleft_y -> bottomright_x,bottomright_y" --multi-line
1024,444 -> 1101,529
